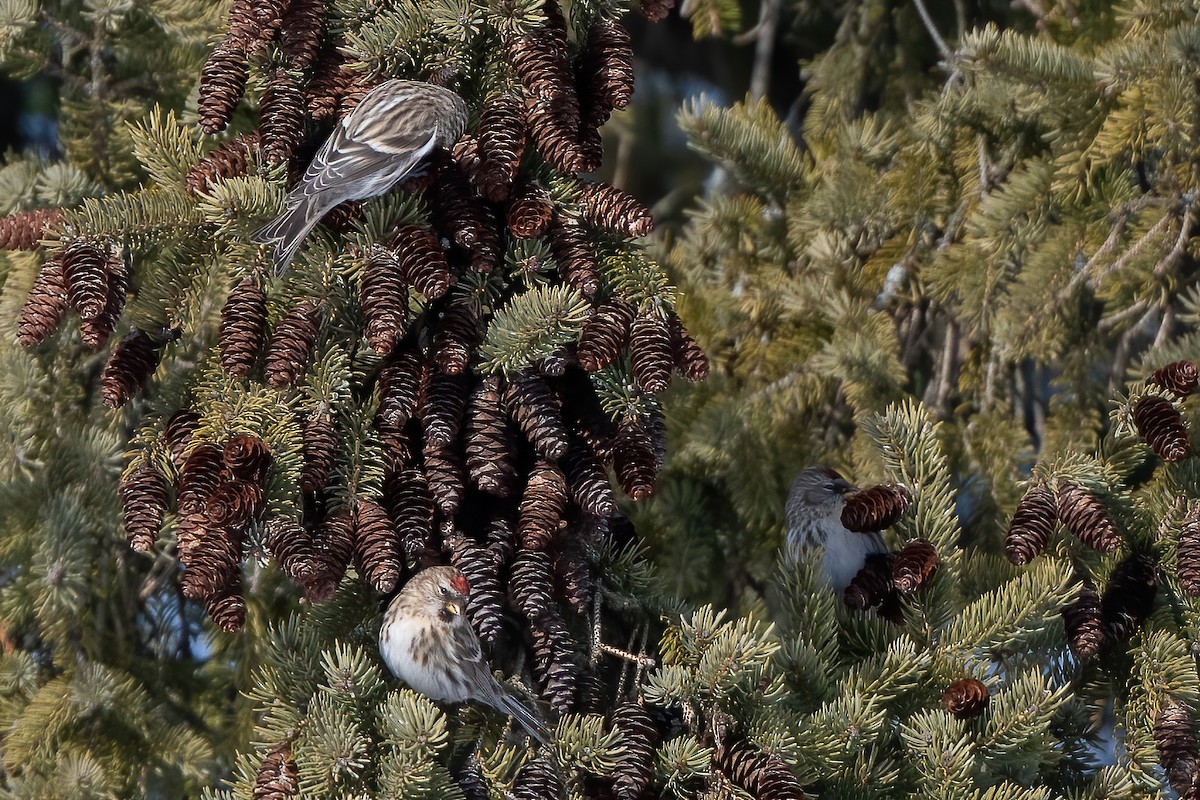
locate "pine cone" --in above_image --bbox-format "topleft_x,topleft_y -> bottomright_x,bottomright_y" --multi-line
424,444 -> 465,517
119,460 -> 169,552
548,219 -> 600,296
505,371 -> 570,460
205,573 -> 247,633
1057,481 -> 1121,552
465,377 -> 518,496
942,678 -> 989,719
164,410 -> 202,469
529,614 -> 578,713
511,748 -> 565,800
181,523 -> 244,601
300,411 -> 339,491
223,433 -> 273,483
509,4 -> 579,129
841,483 -> 912,533
186,132 -> 262,196
578,297 -> 635,372
843,553 -> 894,610
452,133 -> 482,184
80,259 -> 128,350
431,304 -> 478,376
264,300 -> 320,388
1101,553 -> 1157,641
577,180 -> 653,238
607,701 -> 658,799
361,246 -> 410,355
1149,360 -> 1199,399
511,548 -> 556,622
891,538 -> 939,594
558,366 -> 620,462
391,225 -> 453,300
62,239 -> 112,321
457,756 -> 489,800
306,507 -> 355,602
206,479 -> 264,527
0,208 -> 63,250
1004,483 -> 1057,565
449,534 -> 506,646
17,255 -> 69,346
219,277 -> 268,378
305,44 -> 355,121
1178,506 -> 1200,597
385,468 -> 435,559
578,15 -> 634,130
551,533 -> 595,616
519,460 -> 568,549
199,41 -> 249,134
1062,577 -> 1104,659
260,66 -> 306,163
264,517 -> 316,587
563,440 -> 616,516
1132,395 -> 1192,462
177,442 -> 226,518
714,737 -> 806,800
629,311 -> 673,394
99,329 -> 161,408
668,310 -> 709,381
1154,701 -> 1200,799
353,498 -> 402,593
507,184 -> 554,240
638,0 -> 676,22
614,417 -> 658,501
225,0 -> 286,50
377,349 -> 426,429
254,741 -> 299,800
420,372 -> 470,448
425,158 -> 502,272
475,91 -> 527,202
279,0 -> 324,70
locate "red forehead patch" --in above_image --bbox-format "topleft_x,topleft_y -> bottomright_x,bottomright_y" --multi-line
450,573 -> 470,595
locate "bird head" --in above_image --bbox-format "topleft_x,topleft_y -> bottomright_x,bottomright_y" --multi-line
407,565 -> 470,618
786,466 -> 858,518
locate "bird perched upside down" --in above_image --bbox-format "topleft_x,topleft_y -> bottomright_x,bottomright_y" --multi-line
252,79 -> 468,275
379,565 -> 548,743
784,466 -> 887,593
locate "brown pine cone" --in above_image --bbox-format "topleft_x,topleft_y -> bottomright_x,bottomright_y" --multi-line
1153,701 -> 1200,799
206,479 -> 264,526
519,460 -> 568,550
263,300 -> 320,388
475,91 -> 527,202
164,410 -> 202,469
62,238 -> 112,321
431,304 -> 478,376
1132,395 -> 1192,462
629,310 -> 673,394
264,516 -> 316,587
353,498 -> 402,593
1149,360 -> 1199,399
668,310 -> 709,381
577,180 -> 654,238
300,410 -> 339,491
222,433 -> 273,483
842,483 -> 913,533
1179,505 -> 1200,597
465,376 -> 519,497
361,246 -> 410,355
511,748 -> 565,800
449,533 -> 506,646
1101,553 -> 1157,641
306,507 -> 355,602
509,3 -> 579,129
424,445 -> 465,517
942,678 -> 989,719
563,440 -> 616,516
279,0 -> 324,70
529,614 -> 578,713
638,0 -> 676,21
0,208 -> 63,250
609,701 -> 659,800
305,44 -> 354,122
205,573 -> 247,633
80,259 -> 128,350
578,297 -> 635,372
1057,481 -> 1121,552
558,366 -> 620,462
260,66 -> 306,163
392,226 -> 453,300
177,442 -> 226,518
1062,577 -> 1104,659
507,184 -> 554,240
511,548 -> 556,622
99,329 -> 161,408
226,0 -> 286,50
219,276 -> 268,378
614,416 -> 658,501
17,255 -> 69,346
181,523 -> 244,601
186,132 -> 262,196
385,468 -> 435,559
420,372 -> 470,448
452,134 -> 482,184
504,371 -> 570,460
199,41 -> 250,134
377,349 -> 426,429
425,157 -> 502,272
548,219 -> 600,296
891,538 -> 939,594
713,737 -> 806,800
254,741 -> 299,800
578,15 -> 634,131
843,553 -> 894,610
551,533 -> 595,616
1004,483 -> 1057,565
119,460 -> 169,552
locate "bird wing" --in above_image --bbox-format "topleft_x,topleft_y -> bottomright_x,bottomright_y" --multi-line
447,618 -> 549,743
295,117 -> 441,200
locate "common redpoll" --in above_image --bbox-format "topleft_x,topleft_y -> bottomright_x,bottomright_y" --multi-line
784,467 -> 886,592
379,565 -> 548,743
252,79 -> 468,274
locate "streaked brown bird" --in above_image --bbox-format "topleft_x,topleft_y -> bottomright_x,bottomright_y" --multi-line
784,466 -> 887,592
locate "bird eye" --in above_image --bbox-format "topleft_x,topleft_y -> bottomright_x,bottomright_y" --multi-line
440,586 -> 452,598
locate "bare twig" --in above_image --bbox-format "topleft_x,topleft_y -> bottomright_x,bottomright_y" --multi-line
748,0 -> 781,101
913,0 -> 952,60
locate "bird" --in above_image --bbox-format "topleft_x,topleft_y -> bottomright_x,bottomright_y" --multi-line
251,79 -> 468,275
378,565 -> 548,743
784,466 -> 887,593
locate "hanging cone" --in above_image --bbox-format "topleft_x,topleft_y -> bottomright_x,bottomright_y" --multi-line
225,0 -> 287,51
465,376 -> 519,497
419,372 -> 470,448
841,483 -> 913,533
206,479 -> 264,527
392,225 -> 453,299
529,614 -> 578,713
17,255 -> 69,346
431,304 -> 478,376
548,219 -> 600,296
99,329 -> 162,408
1149,360 -> 1199,399
305,507 -> 355,603
80,257 -> 128,350
577,297 -> 635,372
578,15 -> 635,130
518,460 -> 568,550
668,310 -> 709,381
62,238 -> 111,321
614,416 -> 658,501
1153,701 -> 1200,799
609,701 -> 658,800
713,736 -> 807,800
352,498 -> 402,593
385,468 -> 435,559
448,533 -> 506,646
577,180 -> 654,238
425,159 -> 501,272
279,0 -> 324,70
551,532 -> 595,616
222,433 -> 273,483
219,276 -> 268,378
1178,506 -> 1200,597
1062,577 -> 1104,658
0,208 -> 63,251
504,371 -> 570,460
1004,483 -> 1057,565
1101,553 -> 1157,641
891,538 -> 939,593
377,349 -> 426,429
563,440 -> 616,516
119,460 -> 169,552
424,444 -> 465,517
198,41 -> 250,134
253,741 -> 299,800
475,91 -> 527,202
511,748 -> 565,799
942,678 -> 989,719
507,183 -> 555,240
177,442 -> 226,518
361,246 -> 410,355
260,65 -> 306,163
1132,395 -> 1192,462
263,517 -> 316,588
204,573 -> 247,633
843,553 -> 895,611
186,132 -> 262,196
263,300 -> 320,388
164,410 -> 202,469
305,44 -> 357,122
181,523 -> 244,602
1057,481 -> 1121,552
629,310 -> 673,394
511,548 -> 556,622
299,410 -> 339,492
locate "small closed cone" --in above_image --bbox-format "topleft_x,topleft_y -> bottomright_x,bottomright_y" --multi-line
352,498 -> 402,593
119,460 -> 169,552
263,300 -> 320,388
713,736 -> 807,800
1132,395 -> 1191,462
1057,481 -> 1121,553
1178,505 -> 1200,596
99,329 -> 162,408
610,701 -> 659,800
1062,577 -> 1104,658
1153,701 -> 1200,799
253,741 -> 299,800
629,310 -> 673,394
891,538 -> 939,593
1004,483 -> 1057,565
843,553 -> 895,611
17,256 -> 69,346
943,678 -> 989,719
1149,360 -> 1199,399
219,277 -> 268,378
842,483 -> 912,533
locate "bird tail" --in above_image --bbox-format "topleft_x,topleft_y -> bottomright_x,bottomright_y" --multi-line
496,689 -> 551,745
250,198 -> 325,277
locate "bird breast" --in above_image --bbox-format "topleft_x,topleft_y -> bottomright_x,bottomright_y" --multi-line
379,614 -> 465,703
